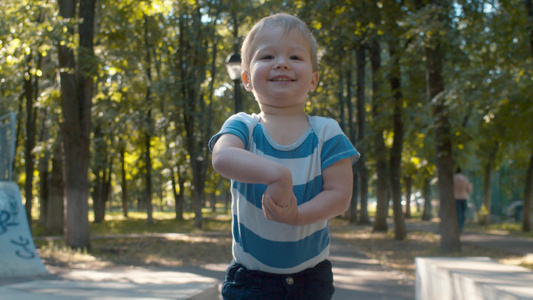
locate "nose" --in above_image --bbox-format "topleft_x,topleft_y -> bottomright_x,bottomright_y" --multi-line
274,56 -> 290,69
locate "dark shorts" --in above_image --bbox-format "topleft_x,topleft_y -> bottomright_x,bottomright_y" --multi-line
221,259 -> 335,300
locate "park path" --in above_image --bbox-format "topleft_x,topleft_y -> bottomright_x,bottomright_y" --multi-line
404,220 -> 533,257
2,219 -> 532,299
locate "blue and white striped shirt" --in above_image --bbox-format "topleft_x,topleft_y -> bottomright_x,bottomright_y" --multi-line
209,113 -> 359,274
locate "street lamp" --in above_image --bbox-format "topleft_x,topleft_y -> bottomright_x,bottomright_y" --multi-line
225,52 -> 243,113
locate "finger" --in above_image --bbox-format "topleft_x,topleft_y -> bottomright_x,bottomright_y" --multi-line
262,195 -> 273,220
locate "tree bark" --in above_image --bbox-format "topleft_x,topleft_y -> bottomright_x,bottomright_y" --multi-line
38,108 -> 50,227
389,38 -> 406,240
345,54 -> 358,224
404,174 -> 413,218
144,112 -> 154,225
143,15 -> 154,225
178,6 -> 211,229
24,52 -> 36,229
356,45 -> 370,225
522,149 -> 533,232
13,96 -> 24,179
422,177 -> 432,221
45,137 -> 65,235
92,125 -> 112,223
120,145 -> 128,218
426,41 -> 461,253
526,0 -> 533,55
522,0 -> 533,233
370,39 -> 389,232
480,142 -> 498,225
171,164 -> 185,220
57,0 -> 95,249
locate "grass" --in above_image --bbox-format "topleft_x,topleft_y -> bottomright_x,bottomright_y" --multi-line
33,211 -> 533,280
329,218 -> 533,280
34,210 -> 233,269
88,211 -> 231,236
465,222 -> 533,238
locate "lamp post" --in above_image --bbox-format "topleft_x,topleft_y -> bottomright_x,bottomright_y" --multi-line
225,52 -> 242,113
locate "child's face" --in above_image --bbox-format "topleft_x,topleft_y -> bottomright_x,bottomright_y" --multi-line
242,26 -> 319,112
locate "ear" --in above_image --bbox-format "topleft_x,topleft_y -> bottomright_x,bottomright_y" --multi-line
242,72 -> 253,91
309,71 -> 319,92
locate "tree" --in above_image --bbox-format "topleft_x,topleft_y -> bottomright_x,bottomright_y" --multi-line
355,43 -> 370,225
2,0 -> 531,239
175,1 -> 220,228
45,136 -> 65,235
369,8 -> 389,233
522,0 -> 533,232
388,36 -> 407,240
57,0 -> 96,249
417,1 -> 460,253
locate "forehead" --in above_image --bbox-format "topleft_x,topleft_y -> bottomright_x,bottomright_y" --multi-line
251,26 -> 311,52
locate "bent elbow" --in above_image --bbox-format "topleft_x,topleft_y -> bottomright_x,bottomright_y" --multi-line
211,152 -> 225,174
340,196 -> 352,214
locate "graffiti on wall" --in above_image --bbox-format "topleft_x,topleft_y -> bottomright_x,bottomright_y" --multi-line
0,188 -> 38,260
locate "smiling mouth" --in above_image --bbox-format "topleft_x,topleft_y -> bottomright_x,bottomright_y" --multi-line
269,77 -> 295,82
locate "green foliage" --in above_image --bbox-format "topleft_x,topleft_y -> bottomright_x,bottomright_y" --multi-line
2,0 -> 531,229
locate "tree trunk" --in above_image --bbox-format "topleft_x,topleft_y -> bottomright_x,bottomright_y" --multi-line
24,52 -> 36,229
345,56 -> 358,224
526,0 -> 533,55
522,148 -> 533,232
93,156 -> 112,223
13,96 -> 24,179
144,118 -> 154,225
45,138 -> 65,235
426,40 -> 460,253
38,113 -> 50,227
143,15 -> 154,225
355,45 -> 370,225
389,39 -> 406,241
370,39 -> 389,232
171,164 -> 185,220
57,0 -> 95,250
404,174 -> 412,218
480,142 -> 498,225
422,177 -> 432,221
92,125 -> 108,223
120,145 -> 128,218
178,7 -> 212,229
338,66 -> 346,132
522,0 -> 532,233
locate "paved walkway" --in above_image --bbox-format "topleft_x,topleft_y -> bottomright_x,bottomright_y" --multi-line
404,220 -> 533,257
0,236 -> 414,300
1,220 -> 532,300
330,237 -> 413,300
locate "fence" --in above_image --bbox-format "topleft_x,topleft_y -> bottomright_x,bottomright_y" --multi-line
0,112 -> 16,181
468,165 -> 526,222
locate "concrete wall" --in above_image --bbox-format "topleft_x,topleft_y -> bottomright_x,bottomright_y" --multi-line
0,181 -> 48,277
416,257 -> 533,300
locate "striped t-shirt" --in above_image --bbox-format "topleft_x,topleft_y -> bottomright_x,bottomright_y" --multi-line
209,113 -> 359,274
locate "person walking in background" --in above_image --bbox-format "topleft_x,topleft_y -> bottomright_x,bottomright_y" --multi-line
454,167 -> 473,232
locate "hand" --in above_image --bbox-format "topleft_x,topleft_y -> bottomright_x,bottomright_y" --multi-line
263,177 -> 293,208
262,193 -> 299,225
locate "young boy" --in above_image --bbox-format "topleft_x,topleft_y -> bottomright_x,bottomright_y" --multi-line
209,13 -> 359,299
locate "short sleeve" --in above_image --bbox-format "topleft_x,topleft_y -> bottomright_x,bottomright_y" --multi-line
208,113 -> 259,152
316,118 -> 360,170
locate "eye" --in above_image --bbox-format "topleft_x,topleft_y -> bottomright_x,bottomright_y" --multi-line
261,55 -> 274,60
290,55 -> 302,60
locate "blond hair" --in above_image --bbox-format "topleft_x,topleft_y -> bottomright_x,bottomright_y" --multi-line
240,13 -> 318,72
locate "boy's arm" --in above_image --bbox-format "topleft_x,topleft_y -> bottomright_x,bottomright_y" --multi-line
211,133 -> 294,204
262,157 -> 353,226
